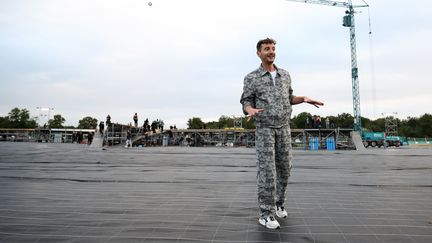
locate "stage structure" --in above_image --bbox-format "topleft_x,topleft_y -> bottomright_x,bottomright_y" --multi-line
129,128 -> 355,150
0,125 -> 355,149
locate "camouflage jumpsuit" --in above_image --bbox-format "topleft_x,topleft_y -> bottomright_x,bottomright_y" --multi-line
240,65 -> 294,217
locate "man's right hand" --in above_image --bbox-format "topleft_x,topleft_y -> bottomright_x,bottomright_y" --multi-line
245,106 -> 264,121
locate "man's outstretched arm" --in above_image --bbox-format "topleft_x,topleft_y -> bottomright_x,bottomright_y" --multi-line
291,96 -> 324,108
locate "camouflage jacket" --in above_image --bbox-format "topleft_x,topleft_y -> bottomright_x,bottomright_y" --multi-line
240,64 -> 294,128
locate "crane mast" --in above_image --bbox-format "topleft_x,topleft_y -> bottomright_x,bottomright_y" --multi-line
286,0 -> 368,131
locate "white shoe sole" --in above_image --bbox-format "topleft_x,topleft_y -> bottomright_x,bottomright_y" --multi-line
258,219 -> 280,229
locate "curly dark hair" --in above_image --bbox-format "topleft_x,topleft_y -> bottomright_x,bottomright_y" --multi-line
256,38 -> 276,51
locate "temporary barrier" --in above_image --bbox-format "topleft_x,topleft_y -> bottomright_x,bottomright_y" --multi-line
309,137 -> 319,150
326,137 -> 336,150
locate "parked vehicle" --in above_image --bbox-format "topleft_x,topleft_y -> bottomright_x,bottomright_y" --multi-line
362,131 -> 401,148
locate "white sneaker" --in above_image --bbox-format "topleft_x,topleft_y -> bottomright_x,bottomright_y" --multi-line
276,206 -> 287,218
258,215 -> 280,229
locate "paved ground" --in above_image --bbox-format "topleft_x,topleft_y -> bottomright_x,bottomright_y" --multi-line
0,142 -> 431,243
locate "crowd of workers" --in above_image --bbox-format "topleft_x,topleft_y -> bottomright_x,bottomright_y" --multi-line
98,113 -> 177,147
305,115 -> 334,129
100,114 -> 171,134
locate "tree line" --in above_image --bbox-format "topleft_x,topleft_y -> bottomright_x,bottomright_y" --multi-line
1,107 -> 431,138
0,107 -> 164,131
0,107 -> 98,129
187,112 -> 432,138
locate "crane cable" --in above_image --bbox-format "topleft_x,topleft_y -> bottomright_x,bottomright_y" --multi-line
361,1 -> 377,118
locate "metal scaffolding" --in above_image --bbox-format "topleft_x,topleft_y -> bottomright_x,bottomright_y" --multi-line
132,128 -> 355,149
382,112 -> 398,137
0,125 -> 355,150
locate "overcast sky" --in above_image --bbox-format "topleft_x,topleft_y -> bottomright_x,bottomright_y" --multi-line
1,0 -> 431,128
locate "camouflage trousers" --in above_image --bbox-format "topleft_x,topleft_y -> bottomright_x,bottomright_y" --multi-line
255,125 -> 293,217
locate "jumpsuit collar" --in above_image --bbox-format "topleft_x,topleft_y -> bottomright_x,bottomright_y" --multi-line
258,64 -> 280,77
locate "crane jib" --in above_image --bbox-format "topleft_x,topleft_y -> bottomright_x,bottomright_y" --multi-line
284,0 -> 369,132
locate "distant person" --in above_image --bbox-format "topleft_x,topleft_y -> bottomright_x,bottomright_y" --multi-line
125,129 -> 132,148
143,119 -> 150,133
72,132 -> 77,143
106,114 -> 111,128
305,116 -> 310,129
99,121 -> 105,134
185,135 -> 191,146
77,132 -> 83,144
133,113 -> 138,127
325,117 -> 330,129
240,38 -> 323,229
87,132 -> 93,145
316,115 -> 321,129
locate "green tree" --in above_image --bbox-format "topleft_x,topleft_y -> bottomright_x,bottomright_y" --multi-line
185,113 -> 432,137
5,107 -> 37,128
206,121 -> 220,129
0,116 -> 10,128
187,117 -> 205,129
418,113 -> 432,137
48,114 -> 66,128
78,116 -> 98,129
242,117 -> 255,129
369,118 -> 385,132
336,113 -> 354,129
399,117 -> 418,137
291,112 -> 312,129
363,114 -> 432,137
218,115 -> 233,129
360,116 -> 372,131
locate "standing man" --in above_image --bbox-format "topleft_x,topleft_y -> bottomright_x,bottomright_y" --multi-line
87,132 -> 94,145
125,129 -> 132,148
133,113 -> 138,128
240,38 -> 324,229
106,115 -> 111,128
99,121 -> 105,135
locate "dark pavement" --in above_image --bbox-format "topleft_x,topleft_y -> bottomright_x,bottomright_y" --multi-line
0,143 -> 431,243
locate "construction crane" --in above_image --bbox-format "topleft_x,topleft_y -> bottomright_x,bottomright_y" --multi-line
285,0 -> 369,131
